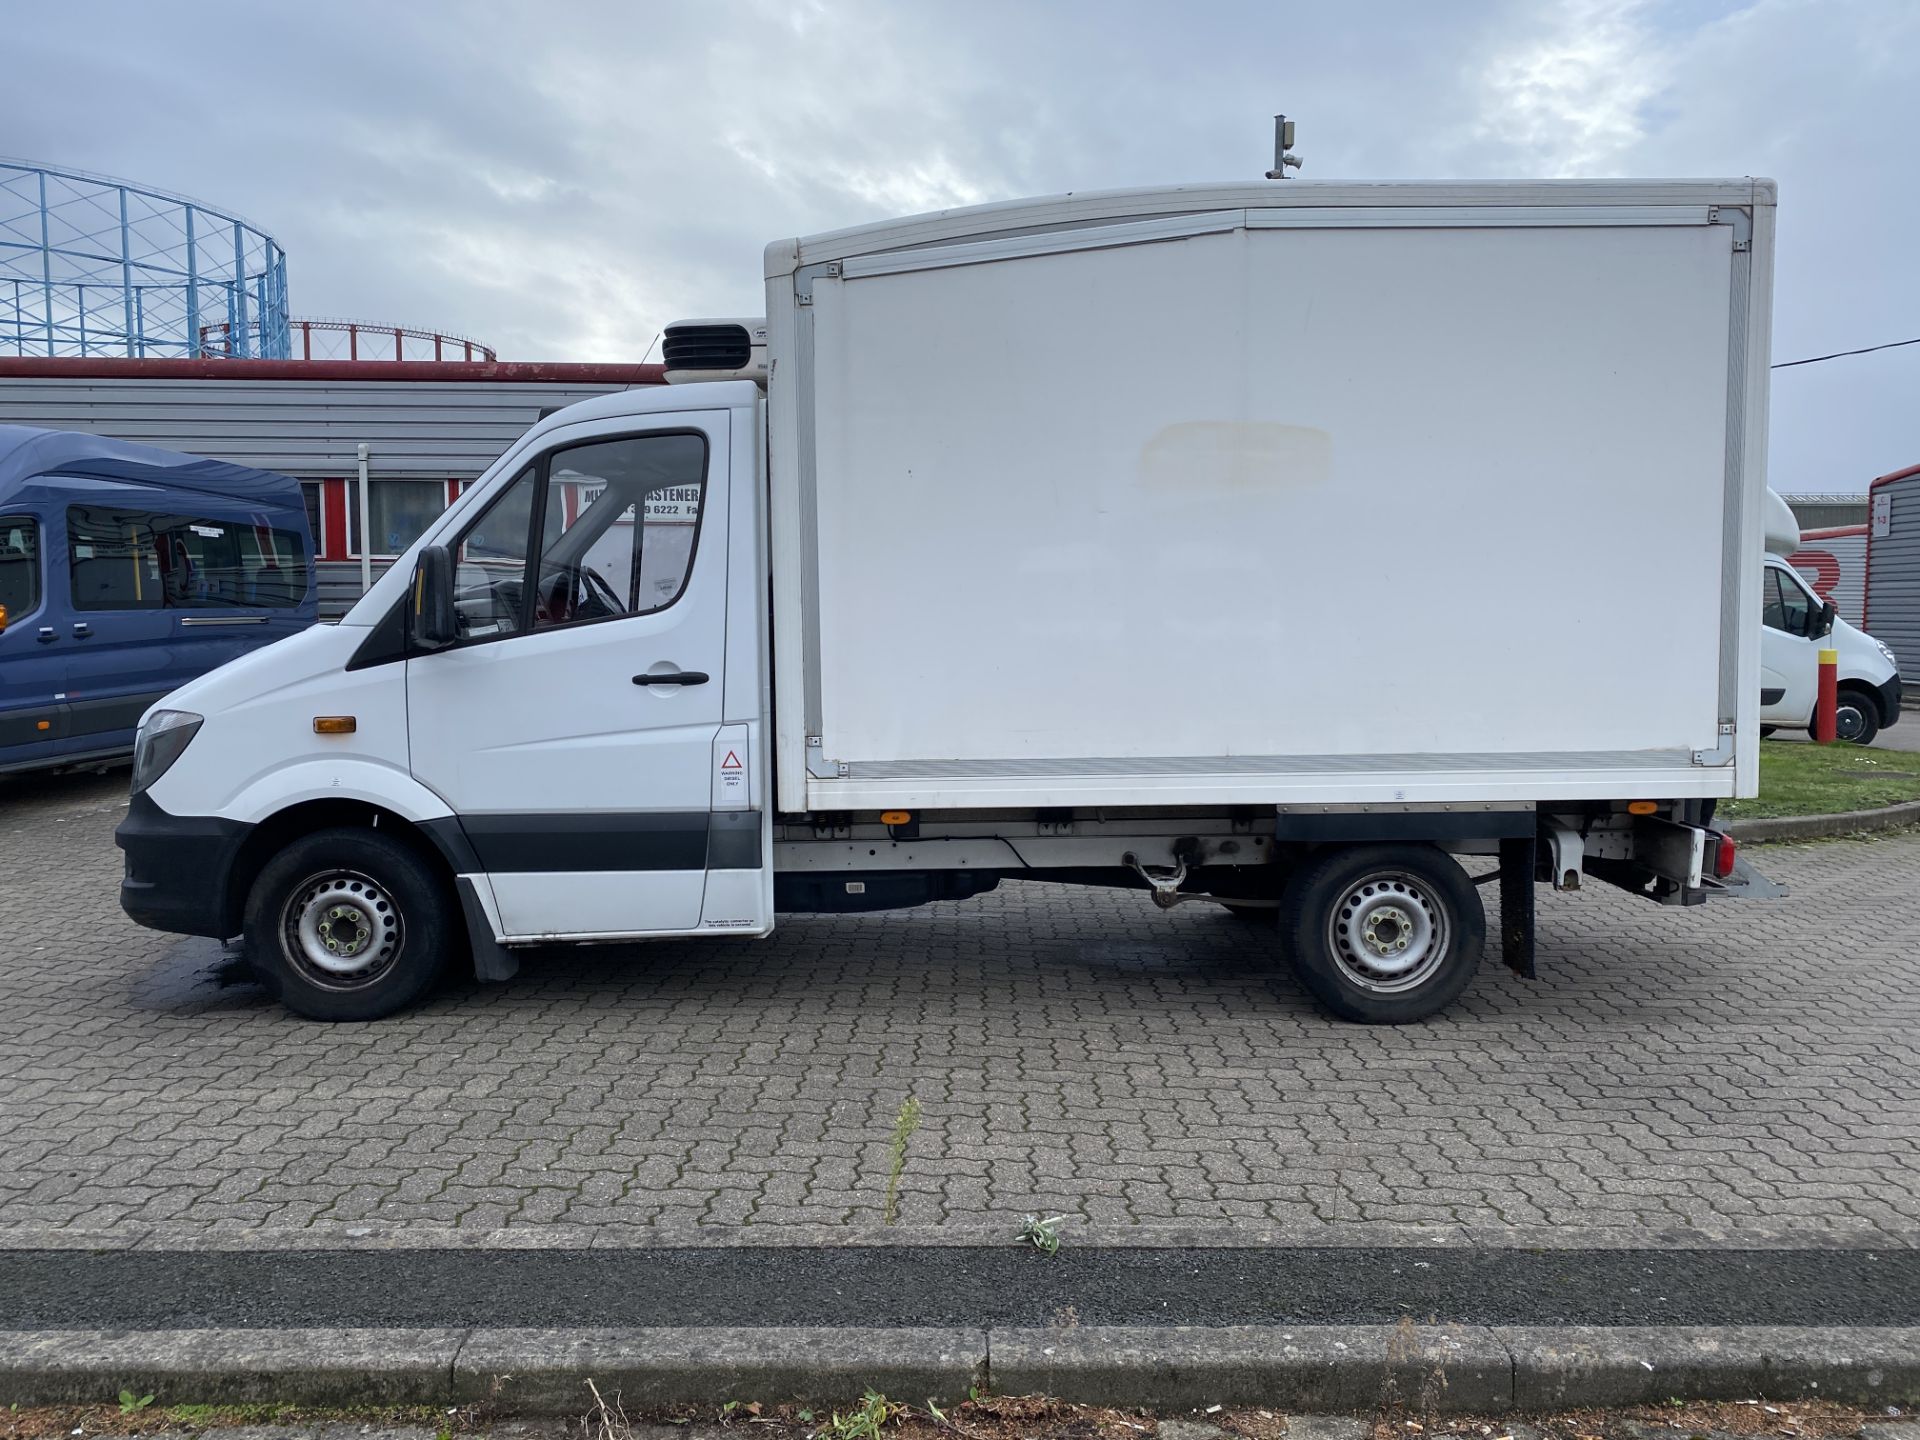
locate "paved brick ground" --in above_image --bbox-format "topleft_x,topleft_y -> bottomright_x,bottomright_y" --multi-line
4,770 -> 1918,1239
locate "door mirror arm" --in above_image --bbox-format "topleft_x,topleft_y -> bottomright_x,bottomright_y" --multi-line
409,545 -> 458,650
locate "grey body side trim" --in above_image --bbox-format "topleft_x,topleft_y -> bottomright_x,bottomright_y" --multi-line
452,811 -> 765,874
1715,204 -> 1754,739
841,749 -> 1696,781
792,275 -> 826,742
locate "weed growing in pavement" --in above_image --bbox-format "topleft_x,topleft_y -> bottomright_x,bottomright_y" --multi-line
1380,1315 -> 1453,1426
587,1379 -> 632,1440
883,1097 -> 923,1225
815,1391 -> 901,1440
115,1394 -> 154,1418
163,1402 -> 301,1427
1017,1214 -> 1066,1254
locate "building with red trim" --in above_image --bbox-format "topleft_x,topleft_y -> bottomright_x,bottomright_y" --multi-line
1864,462 -> 1920,687
0,357 -> 664,615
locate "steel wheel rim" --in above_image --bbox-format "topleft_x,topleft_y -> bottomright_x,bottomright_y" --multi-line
1325,870 -> 1449,993
1833,703 -> 1868,742
280,868 -> 403,991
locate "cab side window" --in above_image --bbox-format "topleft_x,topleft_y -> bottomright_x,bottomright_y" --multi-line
442,433 -> 708,646
0,515 -> 40,620
533,434 -> 707,632
1763,568 -> 1813,637
450,466 -> 538,641
67,506 -> 305,610
1761,569 -> 1787,632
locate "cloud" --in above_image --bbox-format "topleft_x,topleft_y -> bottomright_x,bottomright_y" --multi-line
1465,0 -> 1674,173
0,0 -> 1914,488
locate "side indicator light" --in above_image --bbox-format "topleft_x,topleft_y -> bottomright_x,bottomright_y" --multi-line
36,719 -> 50,731
880,811 -> 912,825
313,716 -> 357,735
1627,800 -> 1658,815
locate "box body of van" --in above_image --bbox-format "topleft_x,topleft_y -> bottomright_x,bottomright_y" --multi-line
0,427 -> 315,774
115,180 -> 1780,1025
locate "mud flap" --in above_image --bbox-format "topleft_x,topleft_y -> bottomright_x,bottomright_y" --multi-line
1498,835 -> 1536,979
456,876 -> 520,983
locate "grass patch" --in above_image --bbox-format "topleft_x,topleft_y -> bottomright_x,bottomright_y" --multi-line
1721,738 -> 1920,820
882,1097 -> 922,1225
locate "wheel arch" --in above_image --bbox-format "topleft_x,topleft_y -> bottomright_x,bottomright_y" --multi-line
225,798 -> 469,940
1836,678 -> 1885,723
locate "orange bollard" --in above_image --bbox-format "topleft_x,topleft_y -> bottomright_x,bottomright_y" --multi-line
1814,648 -> 1839,743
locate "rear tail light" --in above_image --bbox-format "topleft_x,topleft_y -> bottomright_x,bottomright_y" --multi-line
1713,831 -> 1737,880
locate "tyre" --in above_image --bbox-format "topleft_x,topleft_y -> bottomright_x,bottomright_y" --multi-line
1279,844 -> 1484,1024
1759,725 -> 1778,738
1834,686 -> 1881,745
243,826 -> 452,1021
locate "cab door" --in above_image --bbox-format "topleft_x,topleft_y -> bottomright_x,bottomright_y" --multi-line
1760,562 -> 1820,726
406,410 -> 761,940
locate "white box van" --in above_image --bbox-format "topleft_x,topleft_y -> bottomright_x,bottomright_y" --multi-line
117,179 -> 1780,1024
1759,492 -> 1901,742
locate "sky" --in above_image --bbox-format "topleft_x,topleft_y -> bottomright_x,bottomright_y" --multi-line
2,0 -> 1915,493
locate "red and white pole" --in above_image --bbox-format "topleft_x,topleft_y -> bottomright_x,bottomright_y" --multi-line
1814,648 -> 1839,744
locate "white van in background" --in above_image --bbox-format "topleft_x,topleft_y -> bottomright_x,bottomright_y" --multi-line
1761,491 -> 1901,743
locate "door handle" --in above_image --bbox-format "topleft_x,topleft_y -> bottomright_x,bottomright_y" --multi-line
632,670 -> 709,687
72,622 -> 91,638
38,626 -> 56,643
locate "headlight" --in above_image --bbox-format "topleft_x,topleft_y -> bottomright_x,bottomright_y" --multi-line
131,709 -> 203,796
1875,638 -> 1897,665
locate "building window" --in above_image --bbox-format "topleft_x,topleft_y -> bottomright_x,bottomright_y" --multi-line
345,479 -> 448,557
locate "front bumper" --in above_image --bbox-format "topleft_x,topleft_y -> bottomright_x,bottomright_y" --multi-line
1877,674 -> 1902,729
116,791 -> 252,939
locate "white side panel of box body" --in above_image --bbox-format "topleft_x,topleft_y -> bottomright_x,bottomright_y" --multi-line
766,182 -> 1771,812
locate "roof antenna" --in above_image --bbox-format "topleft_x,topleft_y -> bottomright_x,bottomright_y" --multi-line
1265,114 -> 1303,179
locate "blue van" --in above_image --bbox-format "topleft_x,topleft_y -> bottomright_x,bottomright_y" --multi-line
0,426 -> 315,775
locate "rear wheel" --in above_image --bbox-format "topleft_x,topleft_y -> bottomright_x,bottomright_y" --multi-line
1835,685 -> 1881,745
244,827 -> 452,1021
1280,844 -> 1484,1023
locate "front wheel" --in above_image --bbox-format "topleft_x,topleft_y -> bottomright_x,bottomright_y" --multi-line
1280,844 -> 1484,1023
244,827 -> 452,1021
1834,686 -> 1881,745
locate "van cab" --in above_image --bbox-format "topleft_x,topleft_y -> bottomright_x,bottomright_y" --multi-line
0,426 -> 315,775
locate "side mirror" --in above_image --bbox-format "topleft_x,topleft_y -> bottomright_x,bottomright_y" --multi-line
1814,600 -> 1838,639
409,544 -> 457,650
